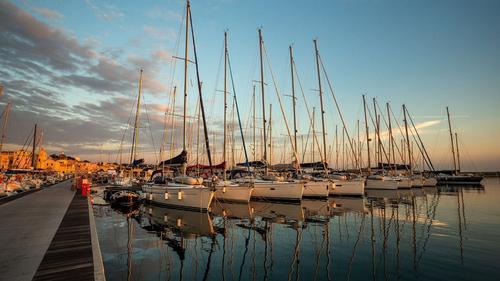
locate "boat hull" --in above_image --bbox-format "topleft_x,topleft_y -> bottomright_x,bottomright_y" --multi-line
251,181 -> 304,202
302,180 -> 330,198
110,190 -> 141,206
423,177 -> 437,187
398,178 -> 413,189
142,184 -> 214,211
214,182 -> 253,202
329,180 -> 365,196
437,175 -> 483,185
411,176 -> 424,188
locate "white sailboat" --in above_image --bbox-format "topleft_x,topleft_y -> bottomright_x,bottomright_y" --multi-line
362,95 -> 399,190
328,174 -> 365,196
213,32 -> 253,203
251,178 -> 304,202
287,44 -> 330,199
142,0 -> 213,211
436,107 -> 483,185
248,29 -> 304,202
308,44 -> 366,197
366,174 -> 399,190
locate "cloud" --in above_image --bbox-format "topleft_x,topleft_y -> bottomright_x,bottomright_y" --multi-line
152,49 -> 173,62
0,1 -> 173,162
145,8 -> 182,22
85,0 -> 124,22
0,2 -> 96,72
143,25 -> 176,41
370,119 -> 442,142
32,7 -> 64,20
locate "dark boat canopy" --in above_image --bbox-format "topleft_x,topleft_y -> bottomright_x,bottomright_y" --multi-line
187,161 -> 226,171
236,160 -> 267,168
376,162 -> 410,170
270,163 -> 296,172
130,158 -> 144,167
300,161 -> 328,169
158,150 -> 187,167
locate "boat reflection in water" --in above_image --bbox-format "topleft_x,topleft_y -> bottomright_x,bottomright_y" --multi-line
94,178 -> 499,281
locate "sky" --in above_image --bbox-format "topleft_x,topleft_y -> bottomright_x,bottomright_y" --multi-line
0,0 -> 499,171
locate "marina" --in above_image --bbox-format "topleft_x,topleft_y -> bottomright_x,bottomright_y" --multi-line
0,0 -> 499,280
93,177 -> 500,281
1,173 -> 497,281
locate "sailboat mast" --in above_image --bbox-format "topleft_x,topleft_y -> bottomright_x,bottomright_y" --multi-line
289,46 -> 298,156
313,39 -> 328,166
0,102 -> 11,157
231,98 -> 236,167
169,86 -> 177,159
446,107 -> 457,175
227,52 -> 250,169
252,87 -> 256,161
363,94 -> 371,173
258,29 -> 268,173
403,104 -> 412,174
335,125 -> 339,170
269,104 -> 272,166
342,127 -> 345,171
356,121 -> 360,169
455,132 -> 461,172
377,115 -> 382,166
182,0 -> 190,152
189,4 -> 214,172
32,124 -> 37,169
373,98 -> 380,166
223,31 -> 228,180
386,103 -> 395,172
312,107 -> 315,163
130,69 -> 143,164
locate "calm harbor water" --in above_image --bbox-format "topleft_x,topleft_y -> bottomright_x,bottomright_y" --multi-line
94,177 -> 500,281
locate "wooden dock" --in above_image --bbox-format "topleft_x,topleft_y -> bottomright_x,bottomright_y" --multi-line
0,180 -> 104,281
33,192 -> 94,281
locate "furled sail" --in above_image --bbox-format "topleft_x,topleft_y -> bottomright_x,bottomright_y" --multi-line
300,161 -> 328,169
236,160 -> 267,168
187,161 -> 226,171
158,150 -> 188,166
130,158 -> 144,167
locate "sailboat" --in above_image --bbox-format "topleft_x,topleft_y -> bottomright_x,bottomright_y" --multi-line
213,31 -> 253,203
248,29 -> 304,202
436,107 -> 483,185
397,103 -> 415,189
109,70 -> 144,206
306,42 -> 364,196
142,0 -> 214,211
286,44 -> 330,199
363,95 -> 399,190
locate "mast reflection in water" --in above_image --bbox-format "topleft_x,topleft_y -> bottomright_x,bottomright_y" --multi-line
94,177 -> 500,281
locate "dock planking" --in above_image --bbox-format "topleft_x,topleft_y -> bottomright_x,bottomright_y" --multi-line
32,193 -> 94,281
